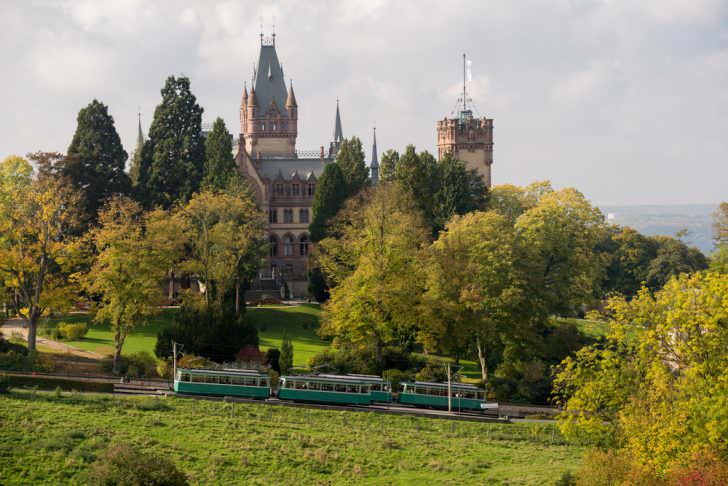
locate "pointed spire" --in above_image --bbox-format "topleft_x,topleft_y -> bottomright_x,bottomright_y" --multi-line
370,126 -> 378,168
136,109 -> 144,147
334,99 -> 343,143
248,85 -> 258,107
242,82 -> 248,102
286,79 -> 297,108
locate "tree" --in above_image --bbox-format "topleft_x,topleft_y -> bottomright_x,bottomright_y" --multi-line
488,181 -> 554,224
379,149 -> 399,182
0,156 -> 81,352
553,272 -> 728,472
334,137 -> 369,197
171,188 -> 266,310
138,76 -> 205,208
431,153 -> 488,231
421,211 -> 524,383
515,187 -> 607,316
318,184 -> 429,361
65,99 -> 130,227
280,332 -> 293,374
600,226 -> 658,298
392,146 -> 439,228
86,196 -> 172,374
645,235 -> 708,289
309,162 -> 347,242
202,117 -> 236,190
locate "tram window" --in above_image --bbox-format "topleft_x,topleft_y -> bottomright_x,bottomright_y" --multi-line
191,374 -> 205,383
181,373 -> 190,382
219,376 -> 231,385
371,384 -> 381,391
309,382 -> 320,391
321,383 -> 334,392
334,384 -> 346,392
231,376 -> 245,385
206,375 -> 218,384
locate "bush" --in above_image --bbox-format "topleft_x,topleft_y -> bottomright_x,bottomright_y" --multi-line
575,449 -> 659,486
58,322 -> 88,340
265,348 -> 281,373
126,352 -> 158,378
415,362 -> 448,382
87,444 -> 188,486
156,359 -> 172,379
177,354 -> 215,369
7,375 -> 114,393
383,369 -> 411,392
0,349 -> 52,372
308,346 -> 425,376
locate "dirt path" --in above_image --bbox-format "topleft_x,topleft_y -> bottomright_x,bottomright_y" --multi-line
1,317 -> 104,359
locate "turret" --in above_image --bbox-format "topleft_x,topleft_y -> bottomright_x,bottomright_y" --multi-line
240,83 -> 248,134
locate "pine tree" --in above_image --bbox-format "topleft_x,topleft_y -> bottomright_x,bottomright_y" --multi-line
379,149 -> 399,182
309,163 -> 347,242
138,75 -> 205,208
335,137 -> 369,197
279,332 -> 294,374
65,99 -> 130,226
202,117 -> 237,190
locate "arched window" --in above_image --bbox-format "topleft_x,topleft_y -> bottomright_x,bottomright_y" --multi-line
283,235 -> 294,257
299,235 -> 309,256
307,182 -> 316,196
269,235 -> 278,257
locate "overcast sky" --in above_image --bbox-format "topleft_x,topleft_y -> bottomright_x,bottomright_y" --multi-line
1,0 -> 726,205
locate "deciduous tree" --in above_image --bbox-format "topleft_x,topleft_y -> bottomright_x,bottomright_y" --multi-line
0,156 -> 81,351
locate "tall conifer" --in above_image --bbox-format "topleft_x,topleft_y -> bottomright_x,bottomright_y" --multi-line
202,117 -> 236,190
66,99 -> 130,226
335,137 -> 369,197
309,163 -> 347,242
139,75 -> 205,208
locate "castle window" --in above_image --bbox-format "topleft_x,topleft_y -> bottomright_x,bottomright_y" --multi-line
292,183 -> 300,196
307,182 -> 315,196
283,235 -> 293,257
299,235 -> 309,256
269,208 -> 278,224
275,183 -> 284,196
299,209 -> 309,224
283,209 -> 293,224
269,235 -> 278,257
285,184 -> 291,196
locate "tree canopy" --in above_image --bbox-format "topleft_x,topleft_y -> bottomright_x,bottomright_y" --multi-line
309,162 -> 347,242
202,117 -> 237,190
334,137 -> 369,197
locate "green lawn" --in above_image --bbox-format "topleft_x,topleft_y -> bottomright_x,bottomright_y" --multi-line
46,305 -> 327,368
0,391 -> 583,485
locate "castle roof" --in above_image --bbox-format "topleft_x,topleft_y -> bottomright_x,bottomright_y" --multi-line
254,43 -> 288,115
257,159 -> 326,182
334,99 -> 343,142
370,127 -> 378,169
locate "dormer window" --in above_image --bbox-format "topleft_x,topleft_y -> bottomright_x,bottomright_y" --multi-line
307,182 -> 315,196
292,183 -> 300,196
275,183 -> 284,196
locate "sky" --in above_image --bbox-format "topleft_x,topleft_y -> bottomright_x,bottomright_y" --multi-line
1,0 -> 727,206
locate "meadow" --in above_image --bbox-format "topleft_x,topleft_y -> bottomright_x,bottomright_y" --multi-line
0,390 -> 583,485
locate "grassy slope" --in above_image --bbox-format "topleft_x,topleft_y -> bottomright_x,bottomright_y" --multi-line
0,391 -> 582,485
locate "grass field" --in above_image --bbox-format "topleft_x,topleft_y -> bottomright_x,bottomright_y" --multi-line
46,305 -> 327,368
0,391 -> 582,485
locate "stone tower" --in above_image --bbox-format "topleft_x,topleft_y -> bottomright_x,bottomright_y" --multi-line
436,54 -> 494,187
240,33 -> 298,159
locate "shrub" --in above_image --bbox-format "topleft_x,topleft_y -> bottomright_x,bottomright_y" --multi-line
87,444 -> 188,486
155,305 -> 258,362
156,359 -> 172,379
58,322 -> 88,341
575,449 -> 660,486
265,348 -> 281,373
383,369 -> 411,392
125,352 -> 158,378
7,375 -> 114,393
415,362 -> 448,382
309,346 -> 424,376
177,354 -> 215,369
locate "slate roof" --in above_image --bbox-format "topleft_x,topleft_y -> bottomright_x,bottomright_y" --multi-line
254,45 -> 288,115
257,158 -> 326,181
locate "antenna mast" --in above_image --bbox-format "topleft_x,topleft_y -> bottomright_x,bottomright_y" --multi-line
463,53 -> 467,112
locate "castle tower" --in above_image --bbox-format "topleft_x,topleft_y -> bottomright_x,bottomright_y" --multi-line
240,33 -> 298,158
437,54 -> 494,187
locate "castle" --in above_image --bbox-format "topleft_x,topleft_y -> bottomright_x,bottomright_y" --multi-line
236,34 -> 352,299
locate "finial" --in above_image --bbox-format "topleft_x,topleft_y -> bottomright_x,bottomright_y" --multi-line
137,106 -> 141,122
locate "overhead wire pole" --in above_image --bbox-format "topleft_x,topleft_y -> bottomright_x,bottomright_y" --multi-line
447,362 -> 452,414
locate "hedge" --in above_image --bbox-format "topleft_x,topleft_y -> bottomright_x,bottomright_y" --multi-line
7,375 -> 114,393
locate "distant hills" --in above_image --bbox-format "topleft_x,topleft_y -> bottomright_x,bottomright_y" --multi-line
598,204 -> 719,255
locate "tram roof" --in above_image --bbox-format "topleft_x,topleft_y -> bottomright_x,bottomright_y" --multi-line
178,368 -> 268,376
281,374 -> 381,384
402,381 -> 482,391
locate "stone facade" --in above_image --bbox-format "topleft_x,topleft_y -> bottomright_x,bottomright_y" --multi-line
437,111 -> 494,187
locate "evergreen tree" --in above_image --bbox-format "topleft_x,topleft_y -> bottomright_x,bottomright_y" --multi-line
379,149 -> 399,182
65,99 -> 130,226
432,153 -> 488,231
279,332 -> 294,374
392,146 -> 439,228
202,117 -> 237,190
138,75 -> 205,208
309,163 -> 347,242
335,137 -> 369,197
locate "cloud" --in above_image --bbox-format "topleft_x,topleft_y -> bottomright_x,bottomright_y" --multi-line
0,0 -> 726,205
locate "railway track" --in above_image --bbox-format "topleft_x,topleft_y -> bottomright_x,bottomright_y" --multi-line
2,371 -> 558,423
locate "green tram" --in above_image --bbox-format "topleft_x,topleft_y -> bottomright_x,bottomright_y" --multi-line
318,373 -> 393,403
174,368 -> 271,399
398,381 -> 487,411
277,374 -> 375,405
